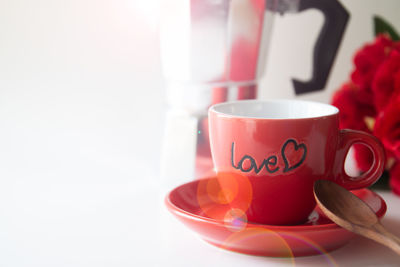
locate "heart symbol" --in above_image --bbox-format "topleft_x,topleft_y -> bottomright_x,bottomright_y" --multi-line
281,139 -> 307,173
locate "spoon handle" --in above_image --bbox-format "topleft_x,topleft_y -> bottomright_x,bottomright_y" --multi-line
370,223 -> 400,255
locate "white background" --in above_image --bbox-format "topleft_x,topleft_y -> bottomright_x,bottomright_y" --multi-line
0,0 -> 400,266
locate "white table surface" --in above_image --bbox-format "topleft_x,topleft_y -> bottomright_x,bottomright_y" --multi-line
1,172 -> 399,267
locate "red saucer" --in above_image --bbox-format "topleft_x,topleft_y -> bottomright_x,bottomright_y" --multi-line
165,177 -> 387,257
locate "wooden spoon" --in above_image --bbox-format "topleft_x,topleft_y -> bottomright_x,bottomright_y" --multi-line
313,179 -> 400,255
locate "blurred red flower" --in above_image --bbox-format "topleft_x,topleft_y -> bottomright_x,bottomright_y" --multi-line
374,94 -> 400,160
332,82 -> 376,131
372,49 -> 400,111
332,33 -> 400,196
351,35 -> 396,91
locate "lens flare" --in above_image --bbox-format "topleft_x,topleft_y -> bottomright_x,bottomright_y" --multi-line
221,227 -> 339,265
222,227 -> 295,260
279,232 -> 339,266
223,208 -> 248,232
197,172 -> 252,221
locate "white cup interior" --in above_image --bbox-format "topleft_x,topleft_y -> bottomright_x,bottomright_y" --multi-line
210,99 -> 338,119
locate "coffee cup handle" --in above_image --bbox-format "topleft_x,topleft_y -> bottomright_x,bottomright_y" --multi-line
334,129 -> 386,190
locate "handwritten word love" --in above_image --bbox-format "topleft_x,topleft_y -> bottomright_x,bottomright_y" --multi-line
231,139 -> 307,174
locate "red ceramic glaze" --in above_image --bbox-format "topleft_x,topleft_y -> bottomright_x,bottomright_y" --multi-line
165,178 -> 387,257
208,100 -> 385,225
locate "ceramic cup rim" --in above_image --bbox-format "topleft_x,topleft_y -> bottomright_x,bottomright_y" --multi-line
209,99 -> 339,120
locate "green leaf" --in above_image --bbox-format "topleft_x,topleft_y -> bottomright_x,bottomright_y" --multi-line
374,15 -> 400,41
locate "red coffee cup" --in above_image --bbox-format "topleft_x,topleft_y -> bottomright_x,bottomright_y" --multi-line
208,99 -> 385,225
